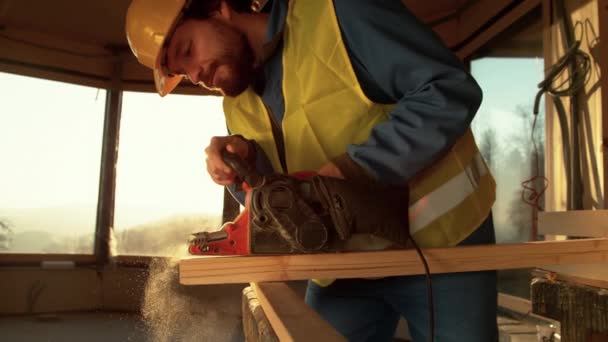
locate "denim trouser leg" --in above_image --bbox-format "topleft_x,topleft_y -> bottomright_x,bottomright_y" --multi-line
305,214 -> 498,342
397,270 -> 498,342
305,279 -> 401,341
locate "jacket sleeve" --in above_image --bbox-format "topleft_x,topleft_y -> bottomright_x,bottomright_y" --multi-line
333,0 -> 483,184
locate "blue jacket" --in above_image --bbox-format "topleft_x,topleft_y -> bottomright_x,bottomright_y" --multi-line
230,0 -> 482,203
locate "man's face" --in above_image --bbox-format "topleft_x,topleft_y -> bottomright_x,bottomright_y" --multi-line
164,16 -> 255,96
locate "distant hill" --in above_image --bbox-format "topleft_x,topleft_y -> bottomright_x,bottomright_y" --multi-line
0,205 -> 96,236
0,206 -> 222,255
115,214 -> 222,256
9,230 -> 93,254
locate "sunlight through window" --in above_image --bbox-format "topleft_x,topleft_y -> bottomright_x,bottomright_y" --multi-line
0,72 -> 105,254
114,92 -> 227,256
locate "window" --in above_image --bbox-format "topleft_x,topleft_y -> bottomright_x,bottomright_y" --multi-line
471,57 -> 545,244
469,9 -> 544,299
114,92 -> 226,256
0,72 -> 105,254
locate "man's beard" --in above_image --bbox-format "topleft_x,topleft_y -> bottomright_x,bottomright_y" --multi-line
215,33 -> 256,97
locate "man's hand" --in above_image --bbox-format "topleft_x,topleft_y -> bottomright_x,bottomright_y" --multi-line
205,135 -> 250,185
318,162 -> 345,179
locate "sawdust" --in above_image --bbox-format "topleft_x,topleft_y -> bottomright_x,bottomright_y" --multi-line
140,247 -> 243,342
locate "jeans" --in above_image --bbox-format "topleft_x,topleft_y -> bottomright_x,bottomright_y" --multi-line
305,214 -> 498,342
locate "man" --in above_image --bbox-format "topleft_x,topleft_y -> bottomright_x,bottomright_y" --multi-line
125,0 -> 498,340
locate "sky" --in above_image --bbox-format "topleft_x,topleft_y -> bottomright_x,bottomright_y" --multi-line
470,57 -> 545,142
0,56 -> 545,235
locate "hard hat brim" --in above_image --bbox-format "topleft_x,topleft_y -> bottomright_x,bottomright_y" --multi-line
153,56 -> 183,97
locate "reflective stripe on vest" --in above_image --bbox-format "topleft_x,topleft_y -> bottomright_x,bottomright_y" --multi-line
409,153 -> 488,234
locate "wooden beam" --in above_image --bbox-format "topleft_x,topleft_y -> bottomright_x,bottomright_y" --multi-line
456,0 -> 541,59
538,210 -> 608,237
543,0 -> 561,213
180,238 -> 608,285
455,0 -> 515,48
251,282 -> 346,342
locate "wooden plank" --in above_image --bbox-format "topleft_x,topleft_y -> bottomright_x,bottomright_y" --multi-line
600,0 -> 608,209
179,238 -> 608,285
538,210 -> 608,237
456,0 -> 541,59
534,264 -> 608,289
251,282 -> 346,342
576,0 -> 605,209
498,293 -> 532,314
498,293 -> 559,324
543,0 -> 562,213
242,286 -> 279,342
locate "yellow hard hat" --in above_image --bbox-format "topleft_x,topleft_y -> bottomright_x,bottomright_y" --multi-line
125,0 -> 187,96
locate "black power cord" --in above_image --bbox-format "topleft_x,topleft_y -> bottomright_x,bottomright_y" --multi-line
409,236 -> 435,342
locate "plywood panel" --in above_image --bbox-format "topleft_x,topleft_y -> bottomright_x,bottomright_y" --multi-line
0,268 -> 100,314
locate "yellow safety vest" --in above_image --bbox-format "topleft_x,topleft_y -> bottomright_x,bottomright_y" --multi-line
224,0 -> 495,285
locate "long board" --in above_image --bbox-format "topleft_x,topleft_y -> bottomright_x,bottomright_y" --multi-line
180,238 -> 608,285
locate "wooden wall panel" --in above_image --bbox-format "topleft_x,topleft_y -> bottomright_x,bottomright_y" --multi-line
544,0 -> 605,211
0,268 -> 100,314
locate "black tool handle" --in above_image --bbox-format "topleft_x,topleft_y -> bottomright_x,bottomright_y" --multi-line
221,149 -> 263,187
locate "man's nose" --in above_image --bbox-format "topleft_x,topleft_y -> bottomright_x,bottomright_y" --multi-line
186,67 -> 199,84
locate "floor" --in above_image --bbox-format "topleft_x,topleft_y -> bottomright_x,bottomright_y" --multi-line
0,310 -> 555,342
0,312 -> 150,342
0,311 -> 244,342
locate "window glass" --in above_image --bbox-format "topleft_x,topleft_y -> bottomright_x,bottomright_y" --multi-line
470,20 -> 545,299
114,92 -> 226,256
468,8 -> 545,299
472,57 -> 545,244
0,72 -> 105,254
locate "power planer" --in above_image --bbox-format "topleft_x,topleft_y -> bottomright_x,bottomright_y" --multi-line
188,150 -> 411,255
